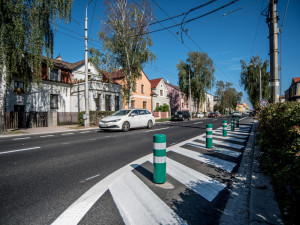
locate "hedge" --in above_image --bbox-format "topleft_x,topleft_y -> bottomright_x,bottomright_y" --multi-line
258,102 -> 300,224
78,111 -> 115,126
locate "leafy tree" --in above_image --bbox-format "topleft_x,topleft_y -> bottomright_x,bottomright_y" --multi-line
0,0 -> 73,132
90,0 -> 155,108
177,52 -> 215,112
240,56 -> 270,110
215,81 -> 243,114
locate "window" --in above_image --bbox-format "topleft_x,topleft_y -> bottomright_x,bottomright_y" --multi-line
160,90 -> 163,96
143,101 -> 147,109
14,81 -> 25,93
105,95 -> 111,111
50,68 -> 61,82
131,100 -> 135,109
115,96 -> 119,111
50,94 -> 58,109
139,110 -> 146,115
141,84 -> 145,94
182,103 -> 184,108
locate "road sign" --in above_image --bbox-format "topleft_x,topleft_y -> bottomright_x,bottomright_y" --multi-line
259,99 -> 268,108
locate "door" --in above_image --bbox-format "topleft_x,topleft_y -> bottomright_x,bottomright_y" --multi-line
14,105 -> 25,128
128,110 -> 140,128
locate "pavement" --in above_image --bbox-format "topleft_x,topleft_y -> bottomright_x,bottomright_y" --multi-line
0,117 -> 283,224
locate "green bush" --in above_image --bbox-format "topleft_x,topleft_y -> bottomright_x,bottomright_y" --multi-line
78,111 -> 115,126
258,102 -> 300,224
155,104 -> 170,112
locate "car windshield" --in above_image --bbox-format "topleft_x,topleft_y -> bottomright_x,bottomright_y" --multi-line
175,111 -> 183,115
112,110 -> 131,116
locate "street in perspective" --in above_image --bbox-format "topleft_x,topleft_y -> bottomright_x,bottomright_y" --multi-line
1,0 -> 299,225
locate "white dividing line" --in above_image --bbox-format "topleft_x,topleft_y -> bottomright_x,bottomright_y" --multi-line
0,147 -> 41,155
13,137 -> 31,141
145,127 -> 169,132
40,135 -> 54,138
89,139 -> 97,141
170,142 -> 178,146
80,131 -> 91,134
170,146 -> 236,172
197,137 -> 244,149
61,133 -> 74,136
109,172 -> 186,225
186,141 -> 241,158
213,119 -> 218,121
85,174 -> 100,181
194,122 -> 203,124
165,158 -> 226,202
215,128 -> 249,135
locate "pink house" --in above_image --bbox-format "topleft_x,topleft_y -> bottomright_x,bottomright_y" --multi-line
165,82 -> 190,115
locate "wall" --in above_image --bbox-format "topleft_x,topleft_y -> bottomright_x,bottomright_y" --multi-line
152,80 -> 170,111
72,62 -> 100,81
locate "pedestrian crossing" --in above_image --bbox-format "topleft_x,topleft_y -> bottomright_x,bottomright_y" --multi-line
53,122 -> 253,225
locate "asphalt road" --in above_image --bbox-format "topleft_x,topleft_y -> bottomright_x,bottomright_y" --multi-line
0,116 -> 244,225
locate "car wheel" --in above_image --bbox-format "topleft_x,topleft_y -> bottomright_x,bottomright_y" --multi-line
122,121 -> 130,132
147,120 -> 153,129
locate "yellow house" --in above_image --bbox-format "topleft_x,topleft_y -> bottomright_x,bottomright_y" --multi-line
103,70 -> 152,111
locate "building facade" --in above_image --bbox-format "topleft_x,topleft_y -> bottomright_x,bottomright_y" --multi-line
285,77 -> 300,102
150,78 -> 170,111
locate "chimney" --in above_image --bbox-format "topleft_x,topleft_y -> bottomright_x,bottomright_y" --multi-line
56,55 -> 62,61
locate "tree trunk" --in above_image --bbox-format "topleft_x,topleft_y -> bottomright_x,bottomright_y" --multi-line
0,66 -> 7,133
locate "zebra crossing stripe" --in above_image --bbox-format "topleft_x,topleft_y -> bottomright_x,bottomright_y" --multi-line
166,158 -> 226,202
109,171 -> 186,225
215,129 -> 249,135
213,131 -> 248,139
197,137 -> 244,149
210,135 -> 246,143
169,146 -> 237,172
186,141 -> 241,158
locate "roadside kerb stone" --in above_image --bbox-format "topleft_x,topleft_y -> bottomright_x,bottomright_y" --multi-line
220,119 -> 256,225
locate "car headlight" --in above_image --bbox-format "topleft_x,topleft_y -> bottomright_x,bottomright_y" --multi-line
108,119 -> 121,122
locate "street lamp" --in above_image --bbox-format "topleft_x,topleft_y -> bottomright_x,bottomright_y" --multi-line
84,0 -> 94,127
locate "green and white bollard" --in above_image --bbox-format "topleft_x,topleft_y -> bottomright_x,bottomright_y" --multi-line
223,120 -> 227,136
231,118 -> 235,131
236,117 -> 239,128
153,134 -> 166,184
206,124 -> 213,148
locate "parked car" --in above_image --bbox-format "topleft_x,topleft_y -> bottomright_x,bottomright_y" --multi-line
171,110 -> 191,121
208,112 -> 218,118
232,111 -> 242,117
99,109 -> 155,132
195,112 -> 204,118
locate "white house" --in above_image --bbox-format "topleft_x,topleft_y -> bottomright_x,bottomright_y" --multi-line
150,78 -> 170,111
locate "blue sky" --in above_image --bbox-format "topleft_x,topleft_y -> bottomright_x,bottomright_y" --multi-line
53,0 -> 300,109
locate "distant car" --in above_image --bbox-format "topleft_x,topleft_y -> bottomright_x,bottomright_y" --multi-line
208,112 -> 217,118
249,111 -> 256,117
172,110 -> 191,121
99,109 -> 155,132
195,112 -> 204,118
232,111 -> 242,117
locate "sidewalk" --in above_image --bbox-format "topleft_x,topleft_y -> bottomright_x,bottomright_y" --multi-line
220,119 -> 283,225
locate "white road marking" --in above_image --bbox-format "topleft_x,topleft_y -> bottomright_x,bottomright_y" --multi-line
213,131 -> 248,139
0,147 -> 41,155
145,127 -> 169,132
215,128 -> 249,135
170,146 -> 236,172
40,135 -> 54,138
194,122 -> 203,124
110,172 -> 186,225
105,136 -> 112,138
13,137 -> 30,140
85,174 -> 100,181
165,158 -> 226,202
62,143 -> 70,145
170,142 -> 177,146
197,137 -> 244,149
89,139 -> 97,141
213,119 -> 218,121
80,131 -> 91,134
186,141 -> 241,158
210,135 -> 246,143
61,133 -> 74,136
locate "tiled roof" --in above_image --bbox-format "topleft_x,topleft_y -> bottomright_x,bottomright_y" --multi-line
165,82 -> 180,91
293,77 -> 300,83
150,78 -> 162,88
102,70 -> 125,79
43,57 -> 85,71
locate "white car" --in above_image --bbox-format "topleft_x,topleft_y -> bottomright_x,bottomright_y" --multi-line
195,112 -> 204,118
99,109 -> 155,132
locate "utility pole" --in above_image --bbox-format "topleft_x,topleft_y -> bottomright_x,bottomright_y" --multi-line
84,0 -> 93,127
189,69 -> 192,117
267,0 -> 280,103
260,68 -> 262,101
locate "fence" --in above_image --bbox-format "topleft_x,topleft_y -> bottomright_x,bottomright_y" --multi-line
57,112 -> 78,125
152,111 -> 169,119
5,112 -> 48,129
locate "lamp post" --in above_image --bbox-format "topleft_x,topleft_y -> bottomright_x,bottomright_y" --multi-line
84,0 -> 94,127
